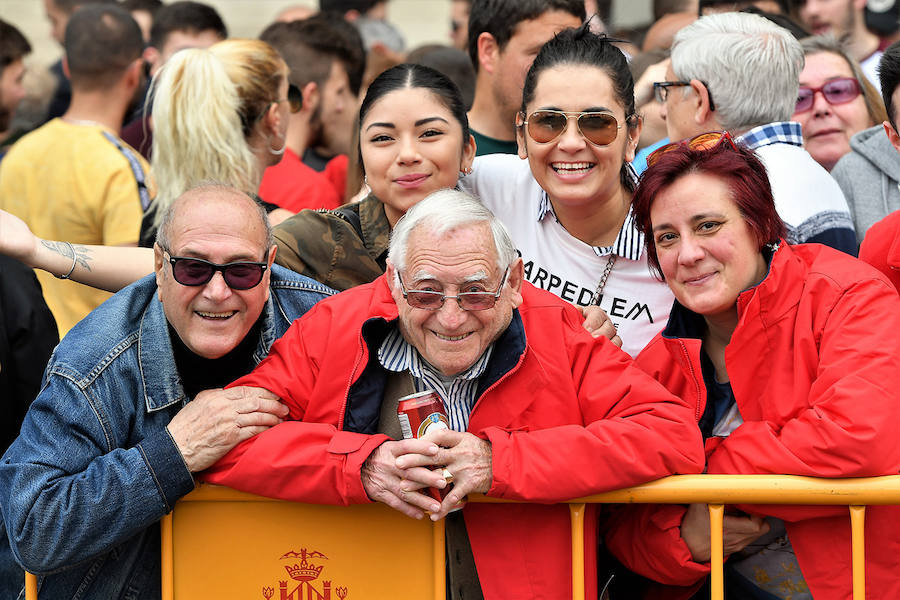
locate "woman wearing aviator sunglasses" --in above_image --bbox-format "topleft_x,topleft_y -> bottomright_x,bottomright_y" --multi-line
791,36 -> 886,173
459,24 -> 674,357
605,132 -> 900,600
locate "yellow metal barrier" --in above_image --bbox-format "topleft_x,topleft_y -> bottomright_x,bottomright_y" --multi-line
23,474 -> 900,599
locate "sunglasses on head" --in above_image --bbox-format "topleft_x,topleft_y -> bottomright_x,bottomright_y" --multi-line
165,252 -> 269,290
398,268 -> 509,311
646,130 -> 737,168
519,110 -> 623,146
794,77 -> 861,113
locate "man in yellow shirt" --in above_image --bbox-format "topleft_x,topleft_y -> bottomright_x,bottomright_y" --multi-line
0,4 -> 151,335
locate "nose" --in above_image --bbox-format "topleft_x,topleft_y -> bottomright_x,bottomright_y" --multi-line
397,135 -> 421,164
811,89 -> 832,117
202,270 -> 233,302
435,295 -> 468,330
557,115 -> 587,152
677,235 -> 705,265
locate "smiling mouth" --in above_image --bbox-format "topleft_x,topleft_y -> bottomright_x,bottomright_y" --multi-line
683,273 -> 715,286
551,162 -> 595,174
196,310 -> 237,320
394,174 -> 429,186
433,331 -> 472,342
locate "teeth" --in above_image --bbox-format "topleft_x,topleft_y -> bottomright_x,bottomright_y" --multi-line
196,311 -> 236,319
434,332 -> 470,341
552,162 -> 594,172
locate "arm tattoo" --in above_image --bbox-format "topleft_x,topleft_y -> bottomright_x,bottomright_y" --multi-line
41,240 -> 93,272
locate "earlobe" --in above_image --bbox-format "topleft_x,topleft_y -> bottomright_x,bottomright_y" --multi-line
477,32 -> 499,74
515,113 -> 528,159
884,121 -> 900,155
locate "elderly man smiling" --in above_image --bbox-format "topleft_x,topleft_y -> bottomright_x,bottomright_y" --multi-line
201,189 -> 705,600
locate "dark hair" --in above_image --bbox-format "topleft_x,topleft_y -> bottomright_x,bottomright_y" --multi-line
739,7 -> 809,38
319,0 -> 380,13
632,140 -> 786,279
699,0 -> 793,15
357,63 -> 470,174
467,0 -> 585,72
260,13 -> 366,96
653,0 -> 696,20
879,40 -> 900,129
520,24 -> 640,192
122,0 -> 163,15
47,0 -> 116,15
148,1 -> 227,51
64,4 -> 144,90
406,45 -> 476,110
0,20 -> 31,76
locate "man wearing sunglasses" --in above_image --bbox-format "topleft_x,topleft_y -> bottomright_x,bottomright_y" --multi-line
0,185 -> 332,600
199,189 -> 705,600
657,11 -> 857,255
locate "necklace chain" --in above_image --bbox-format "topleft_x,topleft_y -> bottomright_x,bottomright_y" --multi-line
590,254 -> 617,305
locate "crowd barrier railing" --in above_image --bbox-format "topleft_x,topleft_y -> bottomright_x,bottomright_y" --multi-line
23,474 -> 900,600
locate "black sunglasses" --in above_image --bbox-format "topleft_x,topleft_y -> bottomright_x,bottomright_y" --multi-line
165,252 -> 269,290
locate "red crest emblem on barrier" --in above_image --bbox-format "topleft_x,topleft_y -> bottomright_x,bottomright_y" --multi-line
261,548 -> 349,599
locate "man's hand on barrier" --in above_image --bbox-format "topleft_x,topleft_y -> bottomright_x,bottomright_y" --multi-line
167,386 -> 288,473
680,503 -> 771,562
579,305 -> 622,347
396,429 -> 493,521
362,439 -> 443,519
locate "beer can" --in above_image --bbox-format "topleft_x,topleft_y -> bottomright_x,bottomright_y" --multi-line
396,390 -> 462,510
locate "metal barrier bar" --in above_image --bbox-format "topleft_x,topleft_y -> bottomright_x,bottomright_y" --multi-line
433,516 -> 446,600
23,474 -> 900,599
850,505 -> 866,600
569,503 -> 585,600
161,512 -> 174,600
708,504 -> 724,600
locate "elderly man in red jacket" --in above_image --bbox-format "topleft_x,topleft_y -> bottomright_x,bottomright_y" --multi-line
201,189 -> 705,600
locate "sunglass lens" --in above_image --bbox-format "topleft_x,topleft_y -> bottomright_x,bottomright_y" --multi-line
459,294 -> 495,310
173,259 -> 214,286
795,88 -> 814,112
527,111 -> 567,143
222,264 -> 264,289
579,113 -> 619,145
823,79 -> 860,104
407,291 -> 442,309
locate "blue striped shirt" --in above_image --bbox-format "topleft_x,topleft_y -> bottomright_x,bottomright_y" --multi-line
377,327 -> 493,432
537,191 -> 645,260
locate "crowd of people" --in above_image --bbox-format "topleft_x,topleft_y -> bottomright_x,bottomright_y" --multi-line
1,0 -> 900,599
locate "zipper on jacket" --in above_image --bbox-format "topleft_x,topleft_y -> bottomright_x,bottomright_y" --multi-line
469,345 -> 529,420
677,339 -> 704,422
338,328 -> 368,430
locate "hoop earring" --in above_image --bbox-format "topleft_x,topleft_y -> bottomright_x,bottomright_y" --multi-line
268,132 -> 286,156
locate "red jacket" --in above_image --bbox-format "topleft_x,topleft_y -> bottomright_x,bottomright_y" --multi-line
606,243 -> 900,599
203,276 -> 705,600
859,209 -> 900,294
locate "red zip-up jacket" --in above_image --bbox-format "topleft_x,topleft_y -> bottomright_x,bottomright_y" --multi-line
606,243 -> 900,599
202,276 -> 705,599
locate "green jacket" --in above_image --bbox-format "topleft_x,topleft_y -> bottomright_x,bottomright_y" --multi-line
273,193 -> 390,291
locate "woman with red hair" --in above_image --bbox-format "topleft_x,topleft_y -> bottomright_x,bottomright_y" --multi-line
605,133 -> 900,599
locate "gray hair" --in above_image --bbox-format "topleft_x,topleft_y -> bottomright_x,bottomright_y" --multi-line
671,12 -> 804,132
156,182 -> 274,254
387,189 -> 518,274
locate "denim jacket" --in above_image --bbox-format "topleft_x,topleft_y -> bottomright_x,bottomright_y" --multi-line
0,265 -> 332,600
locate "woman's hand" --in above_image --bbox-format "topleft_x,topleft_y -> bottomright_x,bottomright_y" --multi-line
0,209 -> 39,265
579,304 -> 623,347
680,502 -> 770,562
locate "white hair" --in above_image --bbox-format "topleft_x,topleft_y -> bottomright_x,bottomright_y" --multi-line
671,12 -> 804,132
387,189 -> 519,274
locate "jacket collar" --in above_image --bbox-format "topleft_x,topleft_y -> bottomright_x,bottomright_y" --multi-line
138,290 -> 279,413
359,193 -> 391,267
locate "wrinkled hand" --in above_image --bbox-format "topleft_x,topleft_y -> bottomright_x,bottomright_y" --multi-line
167,386 -> 288,472
579,305 -> 622,347
0,209 -> 39,264
362,439 -> 442,519
396,429 -> 492,521
680,503 -> 771,562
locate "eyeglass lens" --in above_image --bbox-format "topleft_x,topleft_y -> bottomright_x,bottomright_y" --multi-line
526,110 -> 620,146
171,257 -> 266,290
405,290 -> 499,310
795,78 -> 860,112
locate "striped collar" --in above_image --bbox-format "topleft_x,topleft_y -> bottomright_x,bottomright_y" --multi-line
537,191 -> 645,260
736,121 -> 803,150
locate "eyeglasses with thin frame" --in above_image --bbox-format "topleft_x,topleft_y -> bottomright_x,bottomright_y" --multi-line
646,130 -> 737,168
398,268 -> 510,311
653,80 -> 717,112
519,110 -> 624,146
164,251 -> 269,290
794,77 -> 861,113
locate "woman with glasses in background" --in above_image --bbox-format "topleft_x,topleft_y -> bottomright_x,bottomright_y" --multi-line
791,36 -> 887,174
460,24 -> 673,356
605,133 -> 900,600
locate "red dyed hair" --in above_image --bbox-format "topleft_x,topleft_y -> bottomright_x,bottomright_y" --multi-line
632,140 -> 786,278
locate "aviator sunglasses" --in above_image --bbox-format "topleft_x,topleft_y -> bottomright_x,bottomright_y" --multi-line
398,268 -> 510,311
164,252 -> 269,290
519,110 -> 623,146
794,77 -> 861,113
646,130 -> 737,168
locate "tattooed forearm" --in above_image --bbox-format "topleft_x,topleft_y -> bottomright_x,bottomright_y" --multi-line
40,240 -> 93,272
